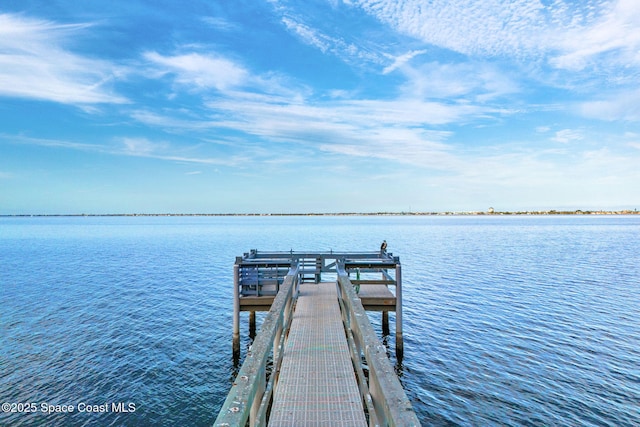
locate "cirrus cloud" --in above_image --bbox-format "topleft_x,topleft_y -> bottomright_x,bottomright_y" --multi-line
143,51 -> 249,92
0,13 -> 127,105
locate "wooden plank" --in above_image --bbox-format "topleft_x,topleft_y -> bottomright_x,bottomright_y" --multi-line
269,283 -> 367,426
239,296 -> 275,310
350,279 -> 396,285
356,284 -> 394,297
343,261 -> 397,269
357,285 -> 396,310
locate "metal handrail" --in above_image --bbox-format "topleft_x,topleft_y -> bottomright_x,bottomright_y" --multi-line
336,263 -> 420,427
215,264 -> 300,427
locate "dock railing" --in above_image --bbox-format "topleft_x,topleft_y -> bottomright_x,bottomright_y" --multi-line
336,262 -> 420,426
215,264 -> 300,427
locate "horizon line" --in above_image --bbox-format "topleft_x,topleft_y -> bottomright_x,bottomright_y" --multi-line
1,209 -> 638,217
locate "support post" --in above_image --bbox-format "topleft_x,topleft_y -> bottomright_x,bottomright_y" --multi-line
395,263 -> 404,360
249,311 -> 256,339
382,311 -> 390,335
315,256 -> 322,283
233,263 -> 240,361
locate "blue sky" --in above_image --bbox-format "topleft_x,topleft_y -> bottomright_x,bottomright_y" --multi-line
1,0 -> 639,214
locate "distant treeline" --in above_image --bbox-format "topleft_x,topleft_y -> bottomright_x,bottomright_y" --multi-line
2,210 -> 638,217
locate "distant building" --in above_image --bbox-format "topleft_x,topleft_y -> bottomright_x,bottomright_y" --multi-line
488,207 -> 495,214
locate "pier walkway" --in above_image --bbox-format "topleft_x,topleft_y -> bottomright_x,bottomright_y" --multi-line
269,282 -> 366,426
214,250 -> 419,426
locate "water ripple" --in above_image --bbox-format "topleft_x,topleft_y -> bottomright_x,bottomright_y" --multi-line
1,215 -> 639,426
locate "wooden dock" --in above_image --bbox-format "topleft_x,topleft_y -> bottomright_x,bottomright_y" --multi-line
215,250 -> 418,427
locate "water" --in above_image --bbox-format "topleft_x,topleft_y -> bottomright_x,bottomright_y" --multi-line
1,215 -> 639,426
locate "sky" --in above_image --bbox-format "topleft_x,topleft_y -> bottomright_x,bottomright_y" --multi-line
1,0 -> 639,214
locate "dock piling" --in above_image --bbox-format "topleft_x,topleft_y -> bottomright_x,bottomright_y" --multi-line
249,311 -> 256,339
395,262 -> 404,360
382,311 -> 390,335
232,263 -> 240,361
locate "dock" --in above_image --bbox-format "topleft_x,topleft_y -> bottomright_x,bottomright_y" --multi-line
215,250 -> 419,426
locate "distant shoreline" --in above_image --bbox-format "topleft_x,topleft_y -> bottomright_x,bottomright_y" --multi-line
2,210 -> 638,217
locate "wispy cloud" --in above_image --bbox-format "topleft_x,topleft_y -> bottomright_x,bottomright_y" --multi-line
120,137 -> 168,156
318,128 -> 457,168
143,51 -> 249,92
578,89 -> 640,121
142,48 -> 309,102
0,133 -> 238,167
551,0 -> 640,71
552,129 -> 584,144
201,16 -> 238,32
3,134 -> 100,151
0,13 -> 127,104
278,14 -> 383,67
134,46 -> 508,168
382,50 -> 427,74
127,81 -> 498,171
351,0 -> 640,77
200,95 -> 490,155
351,0 -> 550,58
115,137 -> 241,165
281,16 -> 331,53
129,110 -> 217,130
397,61 -> 520,101
135,43 -> 496,136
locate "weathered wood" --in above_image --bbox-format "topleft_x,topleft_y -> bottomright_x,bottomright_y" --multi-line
382,311 -> 390,335
249,311 -> 256,339
343,261 -> 398,269
215,267 -> 299,427
337,266 -> 420,427
233,264 -> 240,361
395,264 -> 404,360
358,284 -> 396,311
241,250 -> 399,276
350,279 -> 396,285
239,296 -> 276,311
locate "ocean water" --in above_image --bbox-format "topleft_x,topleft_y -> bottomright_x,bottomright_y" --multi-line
1,215 -> 639,426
